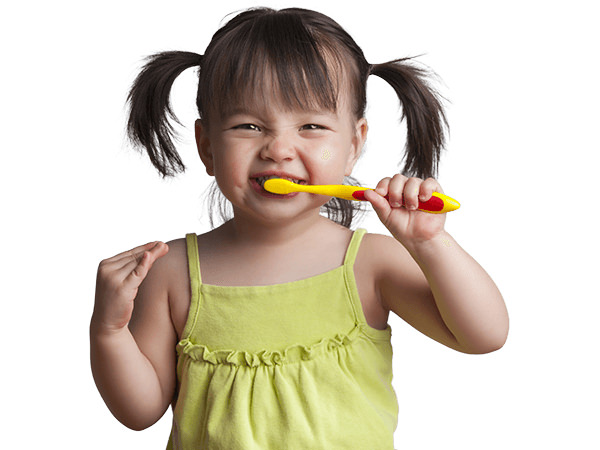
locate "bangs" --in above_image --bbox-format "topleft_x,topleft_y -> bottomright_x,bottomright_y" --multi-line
199,10 -> 348,121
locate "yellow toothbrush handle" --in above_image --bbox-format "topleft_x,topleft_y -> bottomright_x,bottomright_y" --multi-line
263,179 -> 368,200
303,184 -> 362,200
263,179 -> 460,213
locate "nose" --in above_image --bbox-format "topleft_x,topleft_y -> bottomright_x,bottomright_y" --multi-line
260,133 -> 297,162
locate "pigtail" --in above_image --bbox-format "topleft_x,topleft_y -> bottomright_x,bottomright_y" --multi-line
126,51 -> 202,177
370,58 -> 448,179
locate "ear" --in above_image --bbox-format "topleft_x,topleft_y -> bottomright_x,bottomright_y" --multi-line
344,117 -> 368,176
195,119 -> 214,176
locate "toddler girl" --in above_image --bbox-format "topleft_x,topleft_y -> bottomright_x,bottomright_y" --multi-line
91,7 -> 509,449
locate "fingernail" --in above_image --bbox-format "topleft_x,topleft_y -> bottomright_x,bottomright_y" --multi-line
391,201 -> 401,208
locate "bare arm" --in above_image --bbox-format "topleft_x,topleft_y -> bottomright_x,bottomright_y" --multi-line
387,232 -> 508,354
364,176 -> 509,354
90,241 -> 176,430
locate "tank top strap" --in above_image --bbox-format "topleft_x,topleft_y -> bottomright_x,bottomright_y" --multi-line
186,233 -> 201,284
343,228 -> 367,267
182,233 -> 202,340
342,228 -> 371,330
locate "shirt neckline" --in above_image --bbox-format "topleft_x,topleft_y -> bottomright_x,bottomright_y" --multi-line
199,264 -> 345,290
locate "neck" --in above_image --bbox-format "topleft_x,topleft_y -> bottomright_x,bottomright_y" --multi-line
220,209 -> 331,250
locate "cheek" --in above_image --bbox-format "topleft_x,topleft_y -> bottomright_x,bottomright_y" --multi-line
306,148 -> 349,183
212,148 -> 248,184
320,148 -> 332,161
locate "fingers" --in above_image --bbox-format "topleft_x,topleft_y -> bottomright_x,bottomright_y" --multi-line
363,184 -> 392,220
411,177 -> 441,208
123,242 -> 169,286
94,241 -> 169,333
370,175 -> 443,210
123,250 -> 153,286
111,241 -> 162,265
365,177 -> 393,213
98,242 -> 169,287
101,242 -> 165,271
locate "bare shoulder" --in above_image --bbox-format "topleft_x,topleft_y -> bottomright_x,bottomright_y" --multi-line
129,237 -> 187,325
128,236 -> 192,339
361,232 -> 463,350
159,237 -> 189,281
357,231 -> 432,315
136,238 -> 189,299
358,232 -> 419,288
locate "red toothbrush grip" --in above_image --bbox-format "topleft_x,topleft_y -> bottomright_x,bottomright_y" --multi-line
352,190 -> 445,212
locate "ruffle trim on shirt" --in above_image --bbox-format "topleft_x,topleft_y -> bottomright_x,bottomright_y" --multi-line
176,324 -> 366,367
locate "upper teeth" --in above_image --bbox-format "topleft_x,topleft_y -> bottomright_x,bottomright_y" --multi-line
256,175 -> 301,185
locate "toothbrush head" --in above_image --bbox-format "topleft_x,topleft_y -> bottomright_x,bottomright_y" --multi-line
263,178 -> 297,194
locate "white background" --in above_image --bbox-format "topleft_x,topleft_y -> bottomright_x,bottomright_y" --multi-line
2,0 -> 598,448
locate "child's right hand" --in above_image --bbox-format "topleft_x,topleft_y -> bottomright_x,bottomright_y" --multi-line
92,241 -> 169,334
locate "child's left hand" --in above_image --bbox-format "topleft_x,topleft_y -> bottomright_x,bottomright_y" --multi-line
363,175 -> 447,246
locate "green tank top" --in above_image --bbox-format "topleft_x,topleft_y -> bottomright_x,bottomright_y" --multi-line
167,228 -> 398,449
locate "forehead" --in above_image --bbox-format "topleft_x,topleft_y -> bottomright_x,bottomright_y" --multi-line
216,69 -> 354,121
212,57 -> 344,117
199,12 -> 359,124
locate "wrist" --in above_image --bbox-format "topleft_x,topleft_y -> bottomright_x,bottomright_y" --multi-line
402,230 -> 454,260
90,315 -> 129,339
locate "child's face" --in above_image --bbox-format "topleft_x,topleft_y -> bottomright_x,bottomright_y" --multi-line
195,91 -> 367,223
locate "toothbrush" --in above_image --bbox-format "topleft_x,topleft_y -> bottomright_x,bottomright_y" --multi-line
263,178 -> 460,214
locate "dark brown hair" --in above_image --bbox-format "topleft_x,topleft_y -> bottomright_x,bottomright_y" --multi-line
126,7 -> 447,228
